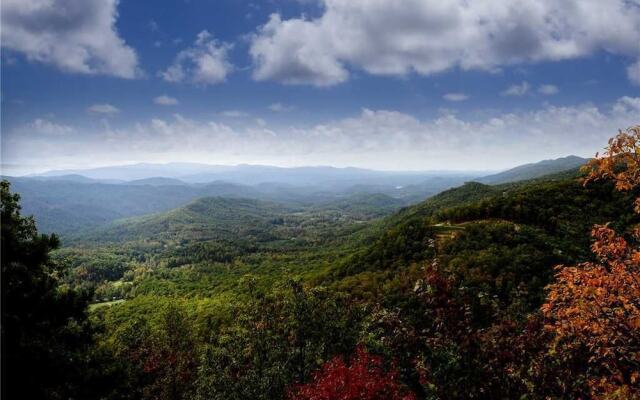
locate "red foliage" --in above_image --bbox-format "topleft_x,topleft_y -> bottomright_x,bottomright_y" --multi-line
287,346 -> 416,400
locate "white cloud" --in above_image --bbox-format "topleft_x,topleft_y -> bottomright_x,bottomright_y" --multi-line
7,97 -> 639,173
154,95 -> 179,106
87,104 -> 119,114
220,110 -> 249,118
612,96 -> 640,115
160,30 -> 233,85
268,102 -> 294,112
249,0 -> 640,86
538,84 -> 559,95
502,81 -> 531,96
28,118 -> 75,135
628,59 -> 640,86
250,14 -> 348,86
443,93 -> 469,102
1,0 -> 140,78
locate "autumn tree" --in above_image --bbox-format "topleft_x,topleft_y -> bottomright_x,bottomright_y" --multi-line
542,125 -> 640,398
287,346 -> 416,400
584,125 -> 640,212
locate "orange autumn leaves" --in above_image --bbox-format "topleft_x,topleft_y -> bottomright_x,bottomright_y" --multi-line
541,225 -> 640,397
584,125 -> 640,213
542,125 -> 640,398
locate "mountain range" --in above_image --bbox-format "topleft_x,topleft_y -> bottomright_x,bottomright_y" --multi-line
6,156 -> 588,236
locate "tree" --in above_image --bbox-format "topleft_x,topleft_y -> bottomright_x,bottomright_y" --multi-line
194,280 -> 362,400
109,300 -> 198,400
1,180 -> 93,399
140,303 -> 198,400
583,125 -> 640,212
287,346 -> 416,400
542,126 -> 640,398
542,225 -> 640,397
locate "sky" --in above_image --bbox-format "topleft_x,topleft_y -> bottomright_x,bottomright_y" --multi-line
1,0 -> 639,175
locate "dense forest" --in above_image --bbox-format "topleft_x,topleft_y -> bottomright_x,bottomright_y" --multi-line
2,127 -> 639,399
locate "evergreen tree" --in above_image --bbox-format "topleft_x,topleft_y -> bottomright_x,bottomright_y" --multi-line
1,180 -> 92,399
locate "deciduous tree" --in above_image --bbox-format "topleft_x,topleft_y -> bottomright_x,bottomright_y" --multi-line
542,125 -> 640,398
287,346 -> 416,400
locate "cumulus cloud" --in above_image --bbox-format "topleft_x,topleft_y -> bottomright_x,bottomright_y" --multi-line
249,0 -> 640,86
160,30 -> 233,85
250,14 -> 348,86
1,0 -> 140,78
538,84 -> 559,95
87,104 -> 119,114
6,97 -> 639,173
154,95 -> 179,106
443,93 -> 469,102
502,81 -> 531,96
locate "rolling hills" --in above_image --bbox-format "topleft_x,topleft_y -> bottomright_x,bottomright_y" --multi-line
7,156 -> 587,237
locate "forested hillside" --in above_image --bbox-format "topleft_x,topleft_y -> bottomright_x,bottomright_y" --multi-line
5,156 -> 581,237
3,129 -> 639,400
477,155 -> 588,184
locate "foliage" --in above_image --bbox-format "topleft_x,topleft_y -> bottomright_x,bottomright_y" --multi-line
4,130 -> 638,400
1,180 -> 95,399
287,346 -> 416,400
542,125 -> 640,398
584,125 -> 640,211
542,226 -> 640,397
194,281 -> 363,400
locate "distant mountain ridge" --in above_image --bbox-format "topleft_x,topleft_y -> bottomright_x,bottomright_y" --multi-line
32,163 -> 482,186
127,177 -> 188,186
31,156 -> 588,187
477,155 -> 589,184
5,155 -> 587,237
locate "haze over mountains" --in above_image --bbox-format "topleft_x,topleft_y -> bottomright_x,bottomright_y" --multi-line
477,155 -> 588,184
34,163 -> 484,186
5,155 -> 588,236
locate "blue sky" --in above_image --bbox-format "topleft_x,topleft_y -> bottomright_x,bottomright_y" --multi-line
2,0 -> 639,174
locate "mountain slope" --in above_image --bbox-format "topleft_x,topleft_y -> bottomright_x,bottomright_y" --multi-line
328,174 -> 637,285
6,178 -> 262,235
477,155 -> 588,184
80,197 -> 293,244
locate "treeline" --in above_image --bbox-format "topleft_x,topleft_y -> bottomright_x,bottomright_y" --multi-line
3,128 -> 640,400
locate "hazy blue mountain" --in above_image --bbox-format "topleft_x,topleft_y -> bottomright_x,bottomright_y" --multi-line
24,174 -> 125,184
6,156 -> 585,238
34,163 -> 484,186
36,162 -> 232,181
127,177 -> 189,186
5,177 -> 262,235
477,155 -> 588,184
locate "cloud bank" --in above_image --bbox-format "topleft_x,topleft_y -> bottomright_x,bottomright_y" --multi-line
250,0 -> 640,86
6,97 -> 639,174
